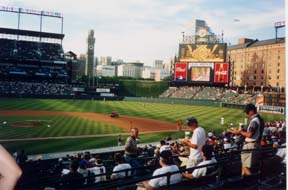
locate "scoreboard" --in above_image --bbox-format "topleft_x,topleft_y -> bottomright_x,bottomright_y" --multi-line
174,62 -> 229,84
175,43 -> 229,84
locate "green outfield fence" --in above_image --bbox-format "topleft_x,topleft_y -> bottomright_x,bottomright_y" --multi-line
124,97 -> 222,107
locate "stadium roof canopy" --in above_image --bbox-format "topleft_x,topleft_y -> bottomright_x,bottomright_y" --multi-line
0,27 -> 64,40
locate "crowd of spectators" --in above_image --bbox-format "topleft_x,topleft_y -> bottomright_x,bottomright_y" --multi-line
0,39 -> 65,61
13,116 -> 286,189
0,81 -> 73,96
160,86 -> 256,104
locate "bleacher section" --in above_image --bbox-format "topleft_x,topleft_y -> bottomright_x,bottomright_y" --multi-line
0,81 -> 73,96
0,28 -> 69,84
0,39 -> 64,61
160,86 -> 256,104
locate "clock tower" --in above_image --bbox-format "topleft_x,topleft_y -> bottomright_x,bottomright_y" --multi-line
85,30 -> 95,79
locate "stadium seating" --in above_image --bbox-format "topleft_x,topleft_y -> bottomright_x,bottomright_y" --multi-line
14,133 -> 285,190
0,39 -> 64,61
0,81 -> 73,96
160,86 -> 256,104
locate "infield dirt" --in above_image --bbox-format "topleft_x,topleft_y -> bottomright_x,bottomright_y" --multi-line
0,110 -> 189,141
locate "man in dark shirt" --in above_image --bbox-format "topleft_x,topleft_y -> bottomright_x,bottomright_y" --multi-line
231,103 -> 264,176
61,160 -> 84,189
125,128 -> 140,175
125,128 -> 139,157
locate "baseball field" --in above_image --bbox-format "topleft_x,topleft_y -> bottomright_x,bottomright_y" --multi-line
0,98 -> 284,155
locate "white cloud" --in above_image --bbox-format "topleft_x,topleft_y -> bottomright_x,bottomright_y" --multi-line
0,0 -> 285,65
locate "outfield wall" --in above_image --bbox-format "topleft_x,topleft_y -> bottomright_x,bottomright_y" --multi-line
0,93 -> 124,100
124,97 -> 286,114
124,97 -> 221,107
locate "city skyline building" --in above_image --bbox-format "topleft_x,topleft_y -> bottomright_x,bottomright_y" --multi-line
85,30 -> 95,81
154,60 -> 163,70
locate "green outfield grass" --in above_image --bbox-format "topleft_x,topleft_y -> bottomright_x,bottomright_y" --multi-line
0,116 -> 124,139
0,98 -> 285,154
1,131 -> 183,155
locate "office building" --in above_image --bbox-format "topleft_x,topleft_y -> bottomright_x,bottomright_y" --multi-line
227,38 -> 285,88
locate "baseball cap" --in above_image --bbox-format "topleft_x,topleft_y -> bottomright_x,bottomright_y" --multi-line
243,103 -> 257,114
208,132 -> 213,137
186,117 -> 198,126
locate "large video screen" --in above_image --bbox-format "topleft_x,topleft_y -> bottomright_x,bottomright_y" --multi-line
174,62 -> 187,81
214,62 -> 229,83
188,63 -> 214,82
191,67 -> 211,82
179,43 -> 226,62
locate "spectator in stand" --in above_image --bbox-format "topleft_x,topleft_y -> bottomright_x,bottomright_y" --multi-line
78,160 -> 88,184
275,131 -> 286,164
207,132 -> 216,146
182,145 -> 217,179
263,122 -> 271,137
16,149 -> 27,164
61,160 -> 84,189
181,117 -> 206,169
223,138 -> 232,150
88,158 -> 106,183
147,144 -> 155,157
230,103 -> 264,176
111,153 -> 131,180
137,150 -> 181,190
124,128 -> 140,173
0,145 -> 22,190
159,140 -> 171,153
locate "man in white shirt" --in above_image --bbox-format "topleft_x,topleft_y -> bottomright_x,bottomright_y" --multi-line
275,131 -> 286,164
181,117 -> 206,169
137,150 -> 181,190
88,159 -> 106,183
111,153 -> 131,180
182,144 -> 217,179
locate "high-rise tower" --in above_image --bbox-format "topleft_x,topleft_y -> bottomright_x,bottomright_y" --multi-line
85,30 -> 95,79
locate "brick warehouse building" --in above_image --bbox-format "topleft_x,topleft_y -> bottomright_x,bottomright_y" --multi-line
227,37 -> 285,89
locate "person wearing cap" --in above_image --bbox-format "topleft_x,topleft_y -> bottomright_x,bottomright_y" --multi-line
230,103 -> 264,176
181,117 -> 206,169
88,158 -> 106,183
159,140 -> 171,153
137,150 -> 181,190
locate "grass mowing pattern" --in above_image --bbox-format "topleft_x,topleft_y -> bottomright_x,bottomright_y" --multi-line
0,98 -> 284,131
1,131 -> 183,155
0,116 -> 124,139
0,98 -> 284,154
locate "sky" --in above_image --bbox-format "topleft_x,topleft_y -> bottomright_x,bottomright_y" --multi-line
0,0 -> 285,66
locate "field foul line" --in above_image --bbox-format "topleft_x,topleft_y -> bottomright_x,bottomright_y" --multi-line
0,130 -> 182,142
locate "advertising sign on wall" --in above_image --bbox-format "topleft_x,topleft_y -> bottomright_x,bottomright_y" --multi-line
214,63 -> 229,83
174,62 -> 187,81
